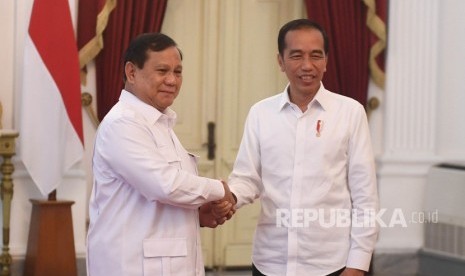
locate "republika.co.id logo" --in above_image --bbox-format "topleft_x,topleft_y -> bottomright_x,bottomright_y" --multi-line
275,208 -> 439,228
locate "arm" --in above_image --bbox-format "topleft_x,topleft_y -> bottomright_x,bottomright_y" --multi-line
346,105 -> 379,271
228,106 -> 263,208
97,116 -> 224,208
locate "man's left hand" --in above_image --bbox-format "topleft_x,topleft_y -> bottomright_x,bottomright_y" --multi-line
340,267 -> 365,276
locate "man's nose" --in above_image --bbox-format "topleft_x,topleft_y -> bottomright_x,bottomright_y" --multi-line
301,56 -> 313,70
165,72 -> 176,84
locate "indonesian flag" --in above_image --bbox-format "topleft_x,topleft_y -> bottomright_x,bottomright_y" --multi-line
19,0 -> 84,196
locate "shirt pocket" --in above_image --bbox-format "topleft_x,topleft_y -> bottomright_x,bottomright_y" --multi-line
143,237 -> 187,276
158,145 -> 182,170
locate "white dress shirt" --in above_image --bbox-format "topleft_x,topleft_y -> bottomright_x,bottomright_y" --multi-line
87,90 -> 224,276
229,84 -> 379,276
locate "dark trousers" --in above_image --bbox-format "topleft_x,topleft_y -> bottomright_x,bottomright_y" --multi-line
252,263 -> 345,276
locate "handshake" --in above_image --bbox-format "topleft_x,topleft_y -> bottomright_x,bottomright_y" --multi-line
199,180 -> 236,228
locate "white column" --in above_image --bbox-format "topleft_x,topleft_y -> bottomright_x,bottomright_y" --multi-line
382,0 -> 441,172
376,0 -> 441,252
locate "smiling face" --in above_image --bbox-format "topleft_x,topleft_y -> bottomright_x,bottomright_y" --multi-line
278,28 -> 328,105
124,46 -> 183,112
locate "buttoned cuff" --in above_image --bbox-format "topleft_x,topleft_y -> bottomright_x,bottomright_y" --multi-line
229,186 -> 245,208
205,179 -> 225,201
346,249 -> 373,272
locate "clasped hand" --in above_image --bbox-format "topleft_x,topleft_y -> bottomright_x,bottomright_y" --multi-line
199,180 -> 236,228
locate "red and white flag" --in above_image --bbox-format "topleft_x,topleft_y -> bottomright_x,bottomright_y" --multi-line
20,0 -> 84,196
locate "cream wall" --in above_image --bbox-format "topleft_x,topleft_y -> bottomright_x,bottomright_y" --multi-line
1,0 -> 465,266
0,0 -> 15,130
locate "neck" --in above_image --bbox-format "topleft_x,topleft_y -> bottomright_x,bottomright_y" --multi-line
288,90 -> 317,112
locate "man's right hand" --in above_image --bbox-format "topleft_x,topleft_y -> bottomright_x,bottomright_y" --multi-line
211,180 -> 236,220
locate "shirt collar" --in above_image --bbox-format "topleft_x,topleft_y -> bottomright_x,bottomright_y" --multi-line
278,82 -> 331,112
119,89 -> 177,127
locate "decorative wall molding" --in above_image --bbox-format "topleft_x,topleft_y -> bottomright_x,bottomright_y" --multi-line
377,155 -> 443,177
384,0 -> 439,158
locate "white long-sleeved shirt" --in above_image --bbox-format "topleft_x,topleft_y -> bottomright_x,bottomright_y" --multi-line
87,90 -> 224,276
229,84 -> 379,276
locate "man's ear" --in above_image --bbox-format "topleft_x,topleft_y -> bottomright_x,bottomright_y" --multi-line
277,53 -> 285,72
124,62 -> 136,83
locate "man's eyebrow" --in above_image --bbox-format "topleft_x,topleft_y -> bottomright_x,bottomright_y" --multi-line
287,49 -> 325,55
288,49 -> 304,55
311,49 -> 324,55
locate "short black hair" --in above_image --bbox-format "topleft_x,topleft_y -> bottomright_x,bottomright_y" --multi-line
277,19 -> 329,56
122,33 -> 183,81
